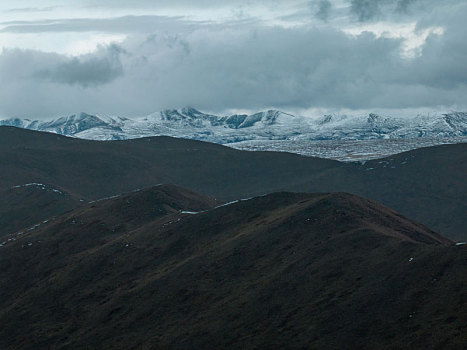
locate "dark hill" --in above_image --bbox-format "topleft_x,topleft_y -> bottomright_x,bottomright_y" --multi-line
0,126 -> 465,240
0,183 -> 83,239
359,143 -> 467,241
0,185 -> 464,349
0,126 -> 338,200
302,143 -> 467,241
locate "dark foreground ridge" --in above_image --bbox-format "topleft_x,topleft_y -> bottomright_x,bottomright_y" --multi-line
1,126 -> 466,240
0,185 -> 465,349
0,183 -> 83,239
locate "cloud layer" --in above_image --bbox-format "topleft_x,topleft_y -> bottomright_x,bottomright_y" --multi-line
0,0 -> 465,118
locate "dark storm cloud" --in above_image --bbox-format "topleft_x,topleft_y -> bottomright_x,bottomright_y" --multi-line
34,45 -> 125,87
315,0 -> 332,21
395,0 -> 418,13
350,0 -> 382,21
0,0 -> 465,118
0,44 -> 124,94
1,13 -> 466,119
349,0 -> 426,21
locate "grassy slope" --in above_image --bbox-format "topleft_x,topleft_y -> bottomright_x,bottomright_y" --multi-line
1,126 -> 465,240
0,186 -> 464,349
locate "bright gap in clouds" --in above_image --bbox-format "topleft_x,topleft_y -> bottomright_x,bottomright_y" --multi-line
0,3 -> 307,56
0,32 -> 127,56
343,22 -> 445,58
65,34 -> 127,56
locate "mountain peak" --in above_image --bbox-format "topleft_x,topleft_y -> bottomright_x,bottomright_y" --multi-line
77,112 -> 96,119
180,107 -> 203,116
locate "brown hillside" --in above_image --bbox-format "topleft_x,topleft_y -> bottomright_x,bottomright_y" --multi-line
0,186 -> 464,349
0,183 -> 83,239
1,126 -> 465,240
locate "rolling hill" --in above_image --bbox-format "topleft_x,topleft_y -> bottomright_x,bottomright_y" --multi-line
0,185 -> 464,349
0,126 -> 465,240
0,183 -> 84,240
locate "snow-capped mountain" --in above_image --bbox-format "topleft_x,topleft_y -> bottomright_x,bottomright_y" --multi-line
0,113 -> 125,139
1,108 -> 466,143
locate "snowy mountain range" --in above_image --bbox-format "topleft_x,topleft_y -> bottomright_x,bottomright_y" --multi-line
1,107 -> 467,143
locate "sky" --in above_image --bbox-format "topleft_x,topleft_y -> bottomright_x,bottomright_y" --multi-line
0,0 -> 466,119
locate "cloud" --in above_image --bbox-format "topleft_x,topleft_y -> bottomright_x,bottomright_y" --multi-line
350,0 -> 382,21
6,6 -> 61,13
80,0 -> 292,9
33,45 -> 125,87
0,15 -> 190,34
349,0 -> 428,22
395,0 -> 418,13
0,1 -> 466,118
315,0 -> 332,21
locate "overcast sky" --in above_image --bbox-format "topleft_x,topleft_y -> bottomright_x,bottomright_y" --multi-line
0,0 -> 466,119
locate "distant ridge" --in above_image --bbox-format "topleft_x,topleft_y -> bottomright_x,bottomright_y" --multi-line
1,108 -> 466,142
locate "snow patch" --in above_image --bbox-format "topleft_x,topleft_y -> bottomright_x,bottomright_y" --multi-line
179,196 -> 257,217
12,183 -> 63,194
88,194 -> 122,204
214,197 -> 253,209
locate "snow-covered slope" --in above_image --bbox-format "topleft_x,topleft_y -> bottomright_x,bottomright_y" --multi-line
0,113 -> 125,139
1,108 -> 466,143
